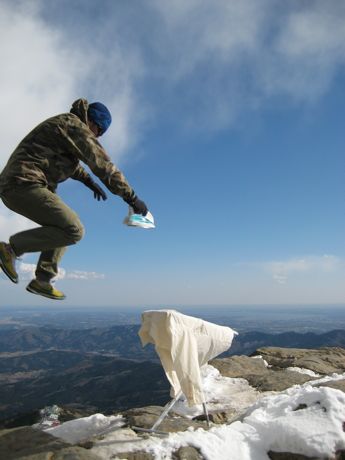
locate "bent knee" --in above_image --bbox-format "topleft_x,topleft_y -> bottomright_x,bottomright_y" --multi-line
65,221 -> 85,244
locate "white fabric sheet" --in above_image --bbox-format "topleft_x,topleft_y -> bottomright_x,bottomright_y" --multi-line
139,309 -> 238,406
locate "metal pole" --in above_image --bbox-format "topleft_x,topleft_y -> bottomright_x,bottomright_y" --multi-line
151,392 -> 182,431
202,402 -> 210,428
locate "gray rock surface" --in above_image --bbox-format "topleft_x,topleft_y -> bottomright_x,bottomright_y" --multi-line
210,355 -> 315,391
116,452 -> 155,460
123,405 -> 208,433
268,452 -> 322,459
210,355 -> 268,378
172,446 -> 203,459
268,451 -> 345,460
194,408 -> 238,424
116,446 -> 204,460
253,347 -> 345,374
24,446 -> 102,459
0,426 -> 101,460
245,369 -> 314,391
317,379 -> 345,393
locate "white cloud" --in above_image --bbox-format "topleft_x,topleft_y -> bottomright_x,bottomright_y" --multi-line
0,2 -> 143,167
149,0 -> 265,79
18,262 -> 61,281
273,274 -> 288,285
0,2 -> 86,169
1,1 -> 344,244
1,0 -> 344,163
0,1 -> 85,237
65,270 -> 105,280
0,1 -> 143,237
0,212 -> 34,242
148,0 -> 345,129
258,1 -> 345,101
263,255 -> 343,284
18,262 -> 104,282
18,262 -> 35,278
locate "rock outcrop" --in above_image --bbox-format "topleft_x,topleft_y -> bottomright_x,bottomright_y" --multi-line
123,406 -> 208,433
1,346 -> 344,460
252,347 -> 345,374
0,426 -> 102,459
210,354 -> 317,391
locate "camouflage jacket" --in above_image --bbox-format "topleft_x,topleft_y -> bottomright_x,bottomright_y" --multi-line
0,98 -> 135,202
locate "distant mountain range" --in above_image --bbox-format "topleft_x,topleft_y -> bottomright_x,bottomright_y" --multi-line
0,325 -> 155,359
0,326 -> 344,424
228,328 -> 345,356
0,325 -> 344,357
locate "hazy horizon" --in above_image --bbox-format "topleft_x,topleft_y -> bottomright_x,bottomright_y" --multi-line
1,303 -> 344,334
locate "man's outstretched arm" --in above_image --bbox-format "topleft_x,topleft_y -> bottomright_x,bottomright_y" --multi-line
66,121 -> 148,214
71,165 -> 107,201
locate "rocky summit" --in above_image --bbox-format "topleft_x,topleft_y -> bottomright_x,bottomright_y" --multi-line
0,346 -> 344,460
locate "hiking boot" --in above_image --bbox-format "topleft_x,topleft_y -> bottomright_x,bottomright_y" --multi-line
0,242 -> 18,283
26,279 -> 66,300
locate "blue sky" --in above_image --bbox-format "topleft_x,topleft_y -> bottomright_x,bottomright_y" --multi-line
0,0 -> 344,307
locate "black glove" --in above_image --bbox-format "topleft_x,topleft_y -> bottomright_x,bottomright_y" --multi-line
85,179 -> 107,201
126,195 -> 148,216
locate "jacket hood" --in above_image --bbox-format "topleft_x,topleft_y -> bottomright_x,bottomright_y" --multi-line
70,98 -> 89,124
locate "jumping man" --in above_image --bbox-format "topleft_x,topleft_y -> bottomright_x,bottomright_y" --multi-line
0,98 -> 148,300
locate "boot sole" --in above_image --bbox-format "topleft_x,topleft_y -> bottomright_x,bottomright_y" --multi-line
26,285 -> 66,300
0,260 -> 18,284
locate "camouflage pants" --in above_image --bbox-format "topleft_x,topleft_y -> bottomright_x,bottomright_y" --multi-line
0,185 -> 84,282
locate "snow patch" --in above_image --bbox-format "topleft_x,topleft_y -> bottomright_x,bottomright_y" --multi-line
47,413 -> 124,444
287,366 -> 321,377
243,384 -> 345,458
173,364 -> 262,418
47,366 -> 345,460
306,372 -> 345,386
251,355 -> 269,367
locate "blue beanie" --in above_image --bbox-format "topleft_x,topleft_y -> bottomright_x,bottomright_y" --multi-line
88,102 -> 112,135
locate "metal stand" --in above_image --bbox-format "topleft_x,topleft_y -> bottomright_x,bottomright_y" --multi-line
202,402 -> 210,427
132,391 -> 210,436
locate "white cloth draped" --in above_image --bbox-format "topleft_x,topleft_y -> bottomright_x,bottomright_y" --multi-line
139,309 -> 238,406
